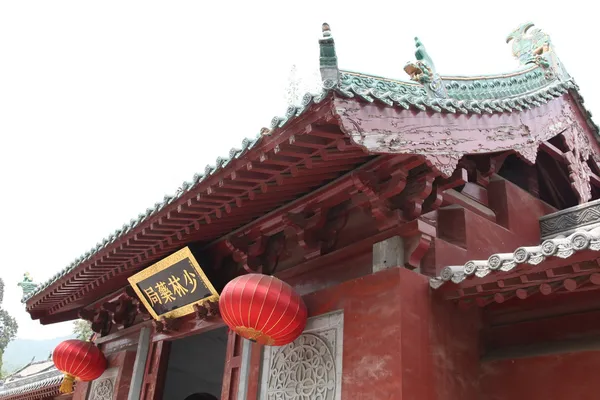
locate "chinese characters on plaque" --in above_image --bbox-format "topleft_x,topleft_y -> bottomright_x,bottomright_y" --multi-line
128,247 -> 219,320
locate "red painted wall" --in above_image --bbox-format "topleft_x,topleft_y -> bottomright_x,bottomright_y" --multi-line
480,351 -> 600,399
246,267 -> 482,400
81,176 -> 566,400
429,177 -> 556,276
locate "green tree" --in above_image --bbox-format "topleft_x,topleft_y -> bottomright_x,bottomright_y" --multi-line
73,320 -> 93,341
0,278 -> 18,375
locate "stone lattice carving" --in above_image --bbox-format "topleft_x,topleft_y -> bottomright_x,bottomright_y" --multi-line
88,369 -> 116,400
267,334 -> 335,399
260,311 -> 343,400
540,199 -> 600,238
90,379 -> 114,400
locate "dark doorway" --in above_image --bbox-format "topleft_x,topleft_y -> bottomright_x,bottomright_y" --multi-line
162,327 -> 228,400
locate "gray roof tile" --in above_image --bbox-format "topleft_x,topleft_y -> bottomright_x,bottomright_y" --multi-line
430,226 -> 600,289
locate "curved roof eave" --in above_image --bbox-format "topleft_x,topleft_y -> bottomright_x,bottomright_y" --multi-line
24,22 -> 600,317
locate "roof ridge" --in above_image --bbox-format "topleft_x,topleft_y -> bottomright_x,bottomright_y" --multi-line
440,65 -> 538,81
7,358 -> 36,377
338,73 -> 581,114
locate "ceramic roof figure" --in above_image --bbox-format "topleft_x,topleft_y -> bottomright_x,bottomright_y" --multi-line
404,37 -> 448,98
17,273 -> 38,299
506,22 -> 570,81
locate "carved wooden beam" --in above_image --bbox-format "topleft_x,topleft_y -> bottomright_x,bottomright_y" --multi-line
284,209 -> 329,259
110,295 -> 137,328
350,171 -> 403,231
224,232 -> 287,274
193,300 -> 221,322
90,310 -> 112,336
565,150 -> 593,204
319,203 -> 350,252
404,232 -> 434,270
397,171 -> 436,220
153,317 -> 182,334
261,233 -> 287,274
479,153 -> 510,178
78,308 -> 96,323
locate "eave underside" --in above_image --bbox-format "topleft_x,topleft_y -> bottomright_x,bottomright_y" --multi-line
27,86 -> 600,322
26,98 -> 375,320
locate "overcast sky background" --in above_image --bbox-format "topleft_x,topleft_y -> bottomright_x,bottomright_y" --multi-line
0,1 -> 597,340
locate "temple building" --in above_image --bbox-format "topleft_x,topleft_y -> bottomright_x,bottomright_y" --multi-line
10,22 -> 600,399
0,360 -> 64,400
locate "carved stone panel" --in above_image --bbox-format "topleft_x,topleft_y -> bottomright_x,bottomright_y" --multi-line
87,368 -> 117,400
540,198 -> 600,239
259,310 -> 344,400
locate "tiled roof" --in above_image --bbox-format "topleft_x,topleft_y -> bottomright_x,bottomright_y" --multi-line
430,226 -> 600,289
24,22 -> 600,308
338,70 -> 587,117
23,89 -> 329,303
0,369 -> 63,399
4,362 -> 54,385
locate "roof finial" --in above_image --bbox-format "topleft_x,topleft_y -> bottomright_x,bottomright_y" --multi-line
404,37 -> 447,98
18,272 -> 38,298
319,22 -> 339,89
506,22 -> 569,81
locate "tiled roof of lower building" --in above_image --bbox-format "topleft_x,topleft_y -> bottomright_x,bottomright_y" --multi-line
0,368 -> 63,400
430,226 -> 600,289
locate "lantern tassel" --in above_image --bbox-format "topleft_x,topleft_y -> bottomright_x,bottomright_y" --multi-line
59,373 -> 76,394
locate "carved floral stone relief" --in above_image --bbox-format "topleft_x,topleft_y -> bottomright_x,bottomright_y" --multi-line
259,310 -> 343,400
87,368 -> 117,400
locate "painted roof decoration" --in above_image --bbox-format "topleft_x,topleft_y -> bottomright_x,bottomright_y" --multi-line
430,226 -> 600,289
24,22 -> 599,306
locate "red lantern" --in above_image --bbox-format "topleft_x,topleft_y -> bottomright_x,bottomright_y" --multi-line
219,274 -> 307,346
52,339 -> 107,394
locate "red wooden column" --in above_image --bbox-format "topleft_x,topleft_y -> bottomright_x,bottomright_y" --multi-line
221,330 -> 243,400
140,340 -> 171,400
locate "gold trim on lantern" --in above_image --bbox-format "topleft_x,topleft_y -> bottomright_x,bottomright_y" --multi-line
128,246 -> 220,321
235,326 -> 275,346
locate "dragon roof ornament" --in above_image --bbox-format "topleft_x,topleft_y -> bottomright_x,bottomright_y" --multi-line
506,22 -> 570,82
404,37 -> 448,98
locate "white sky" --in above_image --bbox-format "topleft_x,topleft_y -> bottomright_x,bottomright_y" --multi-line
0,0 -> 597,340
